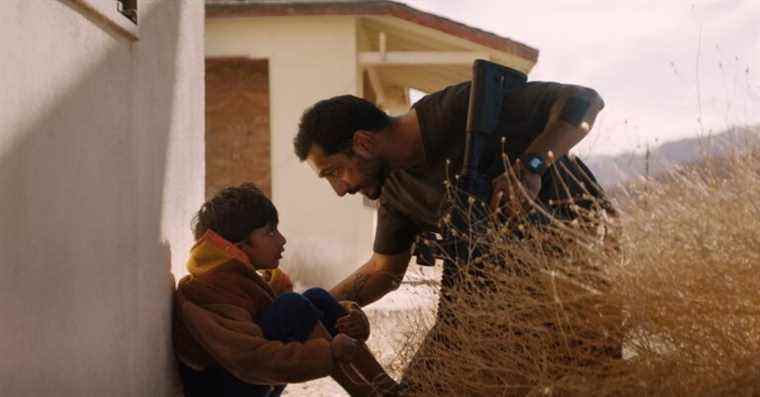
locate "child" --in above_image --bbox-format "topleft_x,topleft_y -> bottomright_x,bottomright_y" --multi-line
174,183 -> 397,396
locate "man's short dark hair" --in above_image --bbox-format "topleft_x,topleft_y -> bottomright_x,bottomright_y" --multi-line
294,95 -> 391,161
192,183 -> 278,242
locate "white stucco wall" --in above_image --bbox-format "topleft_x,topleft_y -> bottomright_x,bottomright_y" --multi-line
0,1 -> 204,395
206,17 -> 376,282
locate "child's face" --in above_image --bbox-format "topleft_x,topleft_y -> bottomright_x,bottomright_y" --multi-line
239,223 -> 286,270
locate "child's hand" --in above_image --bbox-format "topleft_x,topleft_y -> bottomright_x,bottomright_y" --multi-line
330,333 -> 359,362
336,302 -> 370,342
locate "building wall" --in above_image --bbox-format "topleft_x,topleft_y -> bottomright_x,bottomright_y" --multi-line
0,1 -> 204,395
205,58 -> 271,199
206,16 -> 376,284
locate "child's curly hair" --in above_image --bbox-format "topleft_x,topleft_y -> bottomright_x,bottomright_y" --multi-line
192,183 -> 278,242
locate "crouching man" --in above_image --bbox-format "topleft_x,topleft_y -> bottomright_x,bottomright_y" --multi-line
294,77 -> 619,391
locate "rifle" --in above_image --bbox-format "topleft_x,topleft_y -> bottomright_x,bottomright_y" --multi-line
414,60 -> 527,274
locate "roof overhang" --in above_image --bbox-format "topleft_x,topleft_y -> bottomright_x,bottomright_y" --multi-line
207,1 -> 539,112
206,1 -> 538,65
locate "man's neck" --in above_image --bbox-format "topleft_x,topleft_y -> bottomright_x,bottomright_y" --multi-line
382,110 -> 425,169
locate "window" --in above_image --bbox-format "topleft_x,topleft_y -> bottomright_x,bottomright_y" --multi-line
117,0 -> 137,24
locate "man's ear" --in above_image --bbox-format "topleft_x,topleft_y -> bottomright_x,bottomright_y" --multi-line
352,130 -> 377,159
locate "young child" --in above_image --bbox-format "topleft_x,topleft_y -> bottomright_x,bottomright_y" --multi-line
174,183 -> 397,396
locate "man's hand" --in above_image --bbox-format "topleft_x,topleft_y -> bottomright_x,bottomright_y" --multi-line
336,301 -> 370,341
489,159 -> 542,216
330,333 -> 359,362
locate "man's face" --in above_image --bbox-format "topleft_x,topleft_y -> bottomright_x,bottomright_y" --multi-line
306,145 -> 387,200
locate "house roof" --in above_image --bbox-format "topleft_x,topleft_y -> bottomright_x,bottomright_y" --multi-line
206,0 -> 539,63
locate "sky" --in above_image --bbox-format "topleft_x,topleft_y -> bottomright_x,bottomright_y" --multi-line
403,0 -> 760,155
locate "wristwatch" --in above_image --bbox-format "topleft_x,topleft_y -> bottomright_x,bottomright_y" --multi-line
520,153 -> 548,175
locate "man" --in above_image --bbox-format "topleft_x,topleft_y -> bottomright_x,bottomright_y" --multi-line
293,79 -> 608,307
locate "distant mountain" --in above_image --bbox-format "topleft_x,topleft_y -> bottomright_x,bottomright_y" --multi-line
583,126 -> 760,188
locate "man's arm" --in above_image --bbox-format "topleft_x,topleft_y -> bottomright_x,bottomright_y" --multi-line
522,85 -> 605,164
491,85 -> 605,210
329,250 -> 412,307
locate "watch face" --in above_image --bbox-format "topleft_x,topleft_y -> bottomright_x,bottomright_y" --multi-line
528,157 -> 543,170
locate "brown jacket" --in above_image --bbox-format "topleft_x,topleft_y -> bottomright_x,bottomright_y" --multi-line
173,230 -> 334,385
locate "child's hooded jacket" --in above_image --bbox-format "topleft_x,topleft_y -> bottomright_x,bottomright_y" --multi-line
173,230 -> 334,385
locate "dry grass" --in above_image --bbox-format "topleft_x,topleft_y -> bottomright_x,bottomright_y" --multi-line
394,147 -> 760,396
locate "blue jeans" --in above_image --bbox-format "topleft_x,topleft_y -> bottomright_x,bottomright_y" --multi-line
179,288 -> 347,397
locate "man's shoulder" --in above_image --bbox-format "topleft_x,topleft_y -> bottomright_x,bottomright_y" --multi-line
412,80 -> 573,115
418,80 -> 570,98
412,81 -> 470,110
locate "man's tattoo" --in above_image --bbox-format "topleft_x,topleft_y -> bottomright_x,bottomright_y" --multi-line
348,273 -> 371,303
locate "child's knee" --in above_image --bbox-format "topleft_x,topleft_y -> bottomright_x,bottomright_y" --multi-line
302,287 -> 333,303
303,288 -> 345,313
272,292 -> 315,313
267,292 -> 324,325
260,293 -> 322,342
302,288 -> 348,336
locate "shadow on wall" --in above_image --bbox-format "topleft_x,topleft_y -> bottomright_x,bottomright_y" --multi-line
0,1 -> 185,395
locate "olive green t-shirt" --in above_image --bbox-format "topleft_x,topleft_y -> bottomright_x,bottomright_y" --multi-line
373,81 -> 607,255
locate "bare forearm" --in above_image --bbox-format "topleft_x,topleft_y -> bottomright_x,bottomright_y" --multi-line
329,261 -> 402,307
525,87 -> 604,164
524,119 -> 588,163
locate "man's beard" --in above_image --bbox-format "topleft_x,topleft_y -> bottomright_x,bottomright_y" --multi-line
357,158 -> 389,200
